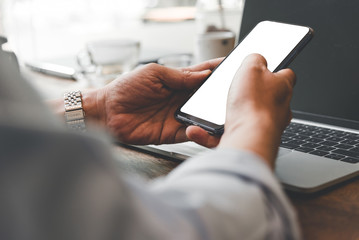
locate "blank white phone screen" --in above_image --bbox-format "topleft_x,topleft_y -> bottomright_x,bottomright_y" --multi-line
181,21 -> 310,125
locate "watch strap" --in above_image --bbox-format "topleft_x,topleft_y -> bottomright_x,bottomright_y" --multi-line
64,91 -> 86,131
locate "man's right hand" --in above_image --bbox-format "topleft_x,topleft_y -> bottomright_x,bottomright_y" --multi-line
218,54 -> 296,169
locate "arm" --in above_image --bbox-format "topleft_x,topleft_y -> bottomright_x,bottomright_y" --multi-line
72,54 -> 297,239
48,54 -> 299,239
7,53 -> 300,239
148,149 -> 300,240
143,54 -> 299,239
49,89 -> 104,124
2,44 -> 299,239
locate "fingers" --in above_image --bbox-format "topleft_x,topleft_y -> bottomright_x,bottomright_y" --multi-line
162,57 -> 224,89
148,58 -> 224,90
159,66 -> 212,90
186,126 -> 220,148
182,57 -> 224,72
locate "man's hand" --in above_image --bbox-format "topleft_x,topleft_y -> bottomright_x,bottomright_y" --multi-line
89,60 -> 222,145
219,54 -> 296,168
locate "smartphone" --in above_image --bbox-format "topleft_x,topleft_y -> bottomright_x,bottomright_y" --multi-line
175,21 -> 313,135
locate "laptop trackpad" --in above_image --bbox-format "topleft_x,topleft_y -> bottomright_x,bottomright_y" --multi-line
277,148 -> 292,158
275,150 -> 359,192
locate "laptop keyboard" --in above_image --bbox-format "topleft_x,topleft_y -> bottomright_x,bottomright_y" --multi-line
280,122 -> 359,164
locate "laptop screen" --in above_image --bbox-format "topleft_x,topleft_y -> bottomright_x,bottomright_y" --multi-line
239,0 -> 359,130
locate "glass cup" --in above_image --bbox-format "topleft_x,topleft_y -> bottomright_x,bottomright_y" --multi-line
157,54 -> 193,68
77,39 -> 140,86
194,31 -> 235,63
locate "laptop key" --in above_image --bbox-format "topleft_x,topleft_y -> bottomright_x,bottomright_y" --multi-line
304,125 -> 320,131
281,137 -> 291,143
334,144 -> 353,150
298,130 -> 313,136
325,153 -> 345,160
317,146 -> 336,152
302,142 -> 321,149
326,137 -> 345,142
282,132 -> 296,138
332,149 -> 359,159
315,129 -> 333,135
306,137 -> 323,143
309,150 -> 328,156
292,135 -> 309,141
294,147 -> 314,153
312,133 -> 329,139
329,131 -> 348,138
280,142 -> 298,149
341,139 -> 358,145
289,122 -> 299,127
345,134 -> 359,141
350,147 -> 359,153
284,128 -> 297,134
292,127 -> 306,132
341,157 -> 359,164
319,141 -> 337,146
286,139 -> 306,146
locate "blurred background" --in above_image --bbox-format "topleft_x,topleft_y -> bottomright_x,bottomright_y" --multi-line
0,0 -> 197,62
0,0 -> 244,97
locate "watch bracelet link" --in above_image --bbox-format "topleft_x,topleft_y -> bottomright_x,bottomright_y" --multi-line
64,91 -> 86,132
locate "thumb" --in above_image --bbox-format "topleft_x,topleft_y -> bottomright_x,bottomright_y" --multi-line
186,126 -> 220,148
160,67 -> 212,90
241,53 -> 268,70
275,68 -> 296,87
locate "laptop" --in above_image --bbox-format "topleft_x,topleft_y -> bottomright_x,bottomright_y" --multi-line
133,0 -> 359,193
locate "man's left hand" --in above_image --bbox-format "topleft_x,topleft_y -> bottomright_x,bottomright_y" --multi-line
92,60 -> 221,146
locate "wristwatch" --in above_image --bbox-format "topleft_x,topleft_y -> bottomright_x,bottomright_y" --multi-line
64,91 -> 86,131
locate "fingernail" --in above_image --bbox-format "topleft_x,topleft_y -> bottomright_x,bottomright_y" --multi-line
202,69 -> 211,75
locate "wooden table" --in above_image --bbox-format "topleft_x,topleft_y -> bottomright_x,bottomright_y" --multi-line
288,180 -> 359,240
115,144 -> 359,240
